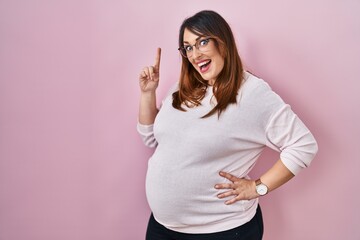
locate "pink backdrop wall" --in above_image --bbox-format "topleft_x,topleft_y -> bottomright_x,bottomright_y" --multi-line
1,0 -> 359,239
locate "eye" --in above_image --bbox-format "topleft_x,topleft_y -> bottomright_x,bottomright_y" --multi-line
199,39 -> 210,46
184,45 -> 193,52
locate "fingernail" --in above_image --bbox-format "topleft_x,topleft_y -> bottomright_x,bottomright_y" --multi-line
214,185 -> 219,189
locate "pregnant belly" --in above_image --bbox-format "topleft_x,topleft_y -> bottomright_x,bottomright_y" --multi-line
145,159 -> 220,227
145,158 -> 255,229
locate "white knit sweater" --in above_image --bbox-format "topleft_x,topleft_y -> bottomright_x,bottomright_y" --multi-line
137,72 -> 318,233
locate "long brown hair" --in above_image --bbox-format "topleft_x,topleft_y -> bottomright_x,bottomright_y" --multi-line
172,10 -> 244,118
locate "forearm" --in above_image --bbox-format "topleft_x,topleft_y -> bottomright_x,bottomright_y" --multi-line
139,91 -> 158,125
260,159 -> 295,193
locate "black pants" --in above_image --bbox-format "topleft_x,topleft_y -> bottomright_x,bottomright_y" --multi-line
146,205 -> 264,240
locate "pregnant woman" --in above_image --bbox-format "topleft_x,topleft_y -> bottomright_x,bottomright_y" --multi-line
137,10 -> 318,240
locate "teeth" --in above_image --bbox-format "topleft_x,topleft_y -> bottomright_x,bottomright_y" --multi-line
198,60 -> 210,67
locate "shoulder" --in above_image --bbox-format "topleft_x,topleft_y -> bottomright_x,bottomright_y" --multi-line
240,71 -> 273,95
238,71 -> 287,119
159,81 -> 179,107
162,81 -> 179,99
167,81 -> 179,94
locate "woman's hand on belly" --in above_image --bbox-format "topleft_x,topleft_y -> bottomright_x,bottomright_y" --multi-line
214,171 -> 259,205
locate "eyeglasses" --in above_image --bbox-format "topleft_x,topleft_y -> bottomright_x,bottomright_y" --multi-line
178,38 -> 212,58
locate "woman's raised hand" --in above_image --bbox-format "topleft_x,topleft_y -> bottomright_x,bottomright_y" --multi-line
139,48 -> 161,93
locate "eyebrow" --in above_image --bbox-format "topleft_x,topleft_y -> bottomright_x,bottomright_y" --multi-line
183,35 -> 205,44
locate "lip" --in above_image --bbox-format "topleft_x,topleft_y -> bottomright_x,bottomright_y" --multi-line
195,59 -> 211,70
195,59 -> 211,65
195,59 -> 210,64
199,61 -> 211,74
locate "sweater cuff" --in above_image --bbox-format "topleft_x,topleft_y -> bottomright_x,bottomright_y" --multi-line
137,122 -> 154,135
280,153 -> 303,175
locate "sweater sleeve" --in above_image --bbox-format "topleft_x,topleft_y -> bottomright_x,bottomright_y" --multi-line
265,104 -> 318,175
136,82 -> 179,148
137,122 -> 158,148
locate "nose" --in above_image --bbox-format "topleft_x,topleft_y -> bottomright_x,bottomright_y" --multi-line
191,47 -> 202,59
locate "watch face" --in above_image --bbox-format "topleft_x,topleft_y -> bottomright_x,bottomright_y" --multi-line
256,184 -> 268,196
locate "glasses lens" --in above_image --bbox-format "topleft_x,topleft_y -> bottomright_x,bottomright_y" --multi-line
198,39 -> 209,51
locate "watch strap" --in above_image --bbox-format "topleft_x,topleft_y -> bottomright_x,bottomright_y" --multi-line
255,178 -> 262,186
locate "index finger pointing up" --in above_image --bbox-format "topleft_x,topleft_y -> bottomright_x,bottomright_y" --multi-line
154,47 -> 161,72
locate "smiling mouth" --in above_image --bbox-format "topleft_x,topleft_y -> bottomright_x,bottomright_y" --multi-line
198,60 -> 211,73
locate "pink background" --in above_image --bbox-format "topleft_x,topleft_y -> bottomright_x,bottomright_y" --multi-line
0,0 -> 359,239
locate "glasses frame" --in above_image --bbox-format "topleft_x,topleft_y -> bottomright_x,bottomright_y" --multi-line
178,37 -> 212,58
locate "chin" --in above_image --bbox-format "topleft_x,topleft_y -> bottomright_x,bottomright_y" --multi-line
201,74 -> 215,82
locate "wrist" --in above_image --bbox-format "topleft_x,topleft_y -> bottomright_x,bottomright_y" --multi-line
140,91 -> 157,106
255,178 -> 269,196
141,90 -> 156,97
